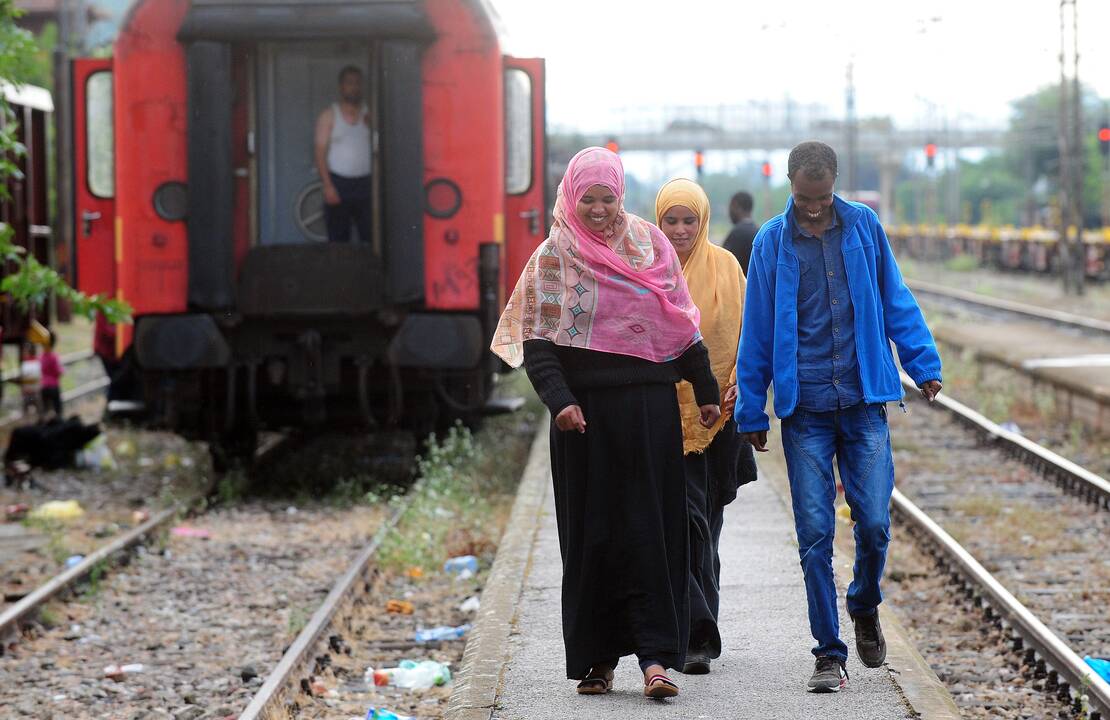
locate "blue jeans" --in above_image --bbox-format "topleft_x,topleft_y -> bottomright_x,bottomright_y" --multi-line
781,402 -> 895,661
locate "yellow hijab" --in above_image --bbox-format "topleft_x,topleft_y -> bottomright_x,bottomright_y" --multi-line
655,179 -> 745,454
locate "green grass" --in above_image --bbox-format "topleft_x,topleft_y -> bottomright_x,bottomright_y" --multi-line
80,558 -> 111,598
377,372 -> 541,575
23,517 -> 71,565
287,605 -> 311,636
943,253 -> 979,272
37,604 -> 62,629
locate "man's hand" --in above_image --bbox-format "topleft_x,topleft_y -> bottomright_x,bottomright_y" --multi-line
555,404 -> 587,433
699,404 -> 721,428
919,380 -> 942,402
742,430 -> 769,452
722,385 -> 738,418
323,184 -> 341,206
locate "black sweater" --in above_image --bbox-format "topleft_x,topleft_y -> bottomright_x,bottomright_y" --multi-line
522,339 -> 719,416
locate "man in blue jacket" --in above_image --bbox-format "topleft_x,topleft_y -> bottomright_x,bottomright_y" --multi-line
735,141 -> 942,693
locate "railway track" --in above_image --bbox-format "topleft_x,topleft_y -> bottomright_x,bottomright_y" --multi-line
893,488 -> 1110,719
0,433 -> 291,649
0,442 -> 392,717
879,384 -> 1110,718
907,278 -> 1110,338
236,496 -> 411,720
0,349 -> 107,430
900,373 -> 1110,511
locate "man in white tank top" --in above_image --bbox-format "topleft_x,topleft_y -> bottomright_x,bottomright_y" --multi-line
314,66 -> 372,243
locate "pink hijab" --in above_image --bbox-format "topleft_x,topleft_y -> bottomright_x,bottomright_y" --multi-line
491,147 -> 701,367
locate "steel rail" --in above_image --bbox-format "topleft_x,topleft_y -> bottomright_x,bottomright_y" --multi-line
900,373 -> 1110,510
0,506 -> 179,642
0,377 -> 110,430
907,278 -> 1110,335
892,488 -> 1110,718
237,497 -> 411,720
0,435 -> 293,647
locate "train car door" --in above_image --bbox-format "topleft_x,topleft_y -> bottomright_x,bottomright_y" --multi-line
256,42 -> 372,246
72,58 -> 116,296
502,58 -> 546,292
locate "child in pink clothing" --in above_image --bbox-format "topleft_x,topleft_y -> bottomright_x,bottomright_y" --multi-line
18,343 -> 43,417
39,330 -> 64,419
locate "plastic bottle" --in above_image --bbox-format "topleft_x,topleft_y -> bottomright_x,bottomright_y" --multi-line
364,661 -> 452,690
443,555 -> 479,577
414,624 -> 471,643
365,709 -> 414,720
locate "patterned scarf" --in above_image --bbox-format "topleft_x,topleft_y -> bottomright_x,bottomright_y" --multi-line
491,147 -> 701,367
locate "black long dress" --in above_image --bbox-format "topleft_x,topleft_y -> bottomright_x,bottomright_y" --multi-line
523,339 -> 718,680
684,420 -> 758,658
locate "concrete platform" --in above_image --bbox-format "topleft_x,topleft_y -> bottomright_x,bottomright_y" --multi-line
448,425 -> 959,720
927,318 -> 1110,432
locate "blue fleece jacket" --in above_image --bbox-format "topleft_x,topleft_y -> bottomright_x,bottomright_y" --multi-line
734,195 -> 942,433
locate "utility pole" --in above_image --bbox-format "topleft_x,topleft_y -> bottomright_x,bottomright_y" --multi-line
945,115 -> 961,224
1070,0 -> 1084,294
1057,0 -> 1084,295
844,61 -> 857,197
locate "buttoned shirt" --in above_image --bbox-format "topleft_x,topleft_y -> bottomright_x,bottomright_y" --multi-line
792,211 -> 864,411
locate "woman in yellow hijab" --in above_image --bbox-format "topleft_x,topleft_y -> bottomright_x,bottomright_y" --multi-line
655,178 -> 758,675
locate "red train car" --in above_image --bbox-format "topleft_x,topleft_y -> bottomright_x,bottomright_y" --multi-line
70,0 -> 546,462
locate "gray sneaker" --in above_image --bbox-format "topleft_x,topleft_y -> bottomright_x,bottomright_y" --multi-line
852,612 -> 887,668
807,656 -> 848,693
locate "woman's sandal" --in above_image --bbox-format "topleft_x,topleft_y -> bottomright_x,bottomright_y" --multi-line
644,673 -> 679,699
576,669 -> 614,695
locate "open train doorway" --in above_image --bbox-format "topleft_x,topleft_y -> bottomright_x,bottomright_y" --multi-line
256,42 -> 377,247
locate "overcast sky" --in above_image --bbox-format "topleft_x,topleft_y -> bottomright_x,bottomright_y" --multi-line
493,0 -> 1110,133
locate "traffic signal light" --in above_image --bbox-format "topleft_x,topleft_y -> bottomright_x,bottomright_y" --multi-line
694,149 -> 705,178
1099,123 -> 1110,159
604,138 -> 619,154
925,142 -> 937,168
761,161 -> 772,178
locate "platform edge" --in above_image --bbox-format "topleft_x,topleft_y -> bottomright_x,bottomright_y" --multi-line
445,417 -> 550,720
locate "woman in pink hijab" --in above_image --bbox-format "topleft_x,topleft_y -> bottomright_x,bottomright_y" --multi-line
493,147 -> 721,700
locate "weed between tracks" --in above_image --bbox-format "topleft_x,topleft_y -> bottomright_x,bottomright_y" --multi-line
285,373 -> 542,719
936,341 -> 1110,477
379,374 -> 543,576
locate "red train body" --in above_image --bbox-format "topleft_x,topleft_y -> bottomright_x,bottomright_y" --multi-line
70,0 -> 546,460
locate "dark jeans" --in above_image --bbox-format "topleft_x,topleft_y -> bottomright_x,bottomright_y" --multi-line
325,173 -> 371,243
780,402 -> 894,662
41,387 -> 62,417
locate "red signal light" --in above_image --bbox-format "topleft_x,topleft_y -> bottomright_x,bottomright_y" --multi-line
1099,127 -> 1110,143
924,143 -> 938,159
761,161 -> 772,178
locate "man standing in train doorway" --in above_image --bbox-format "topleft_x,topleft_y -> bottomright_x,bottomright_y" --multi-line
735,141 -> 943,694
314,65 -> 372,243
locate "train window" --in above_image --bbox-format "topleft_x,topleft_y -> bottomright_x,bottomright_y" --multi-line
504,68 -> 532,195
85,71 -> 115,199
